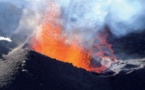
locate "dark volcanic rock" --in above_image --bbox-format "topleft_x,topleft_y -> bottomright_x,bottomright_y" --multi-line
108,30 -> 145,60
0,46 -> 145,90
0,41 -> 16,58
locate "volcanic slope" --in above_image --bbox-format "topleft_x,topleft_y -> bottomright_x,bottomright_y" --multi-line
0,46 -> 145,90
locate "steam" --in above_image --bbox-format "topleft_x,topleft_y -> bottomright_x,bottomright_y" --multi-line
0,36 -> 12,42
1,0 -> 145,57
54,0 -> 145,41
0,0 -> 46,55
0,0 -> 47,42
1,0 -> 144,47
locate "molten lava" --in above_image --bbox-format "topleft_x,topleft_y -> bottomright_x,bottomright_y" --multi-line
31,2 -> 118,73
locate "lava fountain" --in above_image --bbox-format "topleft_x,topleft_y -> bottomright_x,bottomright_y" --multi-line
31,1 -> 118,73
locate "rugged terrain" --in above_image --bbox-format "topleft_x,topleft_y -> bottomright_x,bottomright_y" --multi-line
0,46 -> 145,90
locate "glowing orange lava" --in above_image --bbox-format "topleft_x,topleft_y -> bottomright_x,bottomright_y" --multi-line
31,2 -> 118,73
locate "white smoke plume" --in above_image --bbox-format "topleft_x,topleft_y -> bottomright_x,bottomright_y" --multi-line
0,36 -> 12,42
0,0 -> 46,44
1,0 -> 144,45
40,0 -> 144,49
0,0 -> 47,56
0,0 -> 47,45
0,0 -> 145,55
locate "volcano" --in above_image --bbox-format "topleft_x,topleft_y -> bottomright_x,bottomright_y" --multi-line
0,44 -> 145,90
1,0 -> 145,90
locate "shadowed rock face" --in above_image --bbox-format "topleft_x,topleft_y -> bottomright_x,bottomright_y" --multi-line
0,41 -> 16,58
108,30 -> 145,60
0,46 -> 145,90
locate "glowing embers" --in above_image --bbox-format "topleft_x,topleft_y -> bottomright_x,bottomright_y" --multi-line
31,2 -> 118,73
31,2 -> 91,71
32,27 -> 118,73
89,31 -> 118,72
32,21 -> 92,72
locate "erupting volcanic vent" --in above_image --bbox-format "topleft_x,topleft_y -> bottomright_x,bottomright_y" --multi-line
31,1 -> 118,73
30,0 -> 145,73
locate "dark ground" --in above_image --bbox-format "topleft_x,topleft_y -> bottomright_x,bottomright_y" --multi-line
0,46 -> 145,90
108,30 -> 145,60
0,30 -> 145,90
0,1 -> 145,90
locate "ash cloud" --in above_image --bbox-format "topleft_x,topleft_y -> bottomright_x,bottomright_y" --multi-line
0,0 -> 46,56
54,0 -> 145,46
1,0 -> 145,58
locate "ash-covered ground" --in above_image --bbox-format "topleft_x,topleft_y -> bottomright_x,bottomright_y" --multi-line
0,38 -> 145,90
0,27 -> 145,90
0,28 -> 145,90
